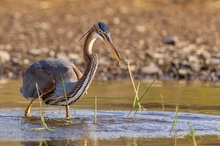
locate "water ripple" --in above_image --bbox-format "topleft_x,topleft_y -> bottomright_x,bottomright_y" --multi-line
0,108 -> 219,141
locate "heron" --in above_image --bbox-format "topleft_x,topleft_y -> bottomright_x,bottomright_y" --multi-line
20,22 -> 121,119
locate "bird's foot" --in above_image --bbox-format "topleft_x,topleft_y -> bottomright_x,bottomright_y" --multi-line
24,108 -> 31,116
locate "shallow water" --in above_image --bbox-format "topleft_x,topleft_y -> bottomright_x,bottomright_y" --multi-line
0,79 -> 220,145
0,108 -> 220,145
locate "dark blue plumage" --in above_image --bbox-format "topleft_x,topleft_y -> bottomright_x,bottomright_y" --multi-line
98,22 -> 109,33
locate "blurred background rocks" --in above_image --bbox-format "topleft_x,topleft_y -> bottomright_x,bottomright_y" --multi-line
0,0 -> 220,81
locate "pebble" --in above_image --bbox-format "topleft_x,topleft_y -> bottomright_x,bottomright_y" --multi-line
28,49 -> 42,56
163,38 -> 175,45
55,52 -> 68,60
141,63 -> 161,74
135,25 -> 146,33
0,51 -> 11,63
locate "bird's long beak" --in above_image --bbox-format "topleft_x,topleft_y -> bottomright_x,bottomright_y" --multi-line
103,34 -> 121,62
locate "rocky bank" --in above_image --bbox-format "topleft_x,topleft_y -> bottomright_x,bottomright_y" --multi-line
0,0 -> 220,81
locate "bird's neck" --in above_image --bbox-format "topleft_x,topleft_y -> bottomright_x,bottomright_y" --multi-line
83,31 -> 97,65
82,30 -> 98,80
65,31 -> 98,104
78,30 -> 98,93
66,53 -> 98,104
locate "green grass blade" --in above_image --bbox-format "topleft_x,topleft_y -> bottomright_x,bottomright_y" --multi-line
126,59 -> 141,118
60,74 -> 68,105
135,79 -> 156,107
74,104 -> 76,116
94,96 -> 97,124
170,105 -> 179,135
61,74 -> 72,119
160,93 -> 165,111
172,130 -> 178,146
133,82 -> 141,108
215,122 -> 220,130
185,123 -> 201,146
132,80 -> 155,117
189,124 -> 197,146
126,59 -> 155,118
35,83 -> 54,131
126,59 -> 141,109
36,83 -> 45,125
43,141 -> 49,146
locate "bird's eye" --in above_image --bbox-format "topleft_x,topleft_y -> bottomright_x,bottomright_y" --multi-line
98,29 -> 103,34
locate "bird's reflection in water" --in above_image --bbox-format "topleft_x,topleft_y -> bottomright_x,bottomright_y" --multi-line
21,115 -> 87,126
21,139 -> 88,146
20,116 -> 90,146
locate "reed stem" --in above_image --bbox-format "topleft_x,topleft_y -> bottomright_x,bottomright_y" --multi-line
94,96 -> 97,124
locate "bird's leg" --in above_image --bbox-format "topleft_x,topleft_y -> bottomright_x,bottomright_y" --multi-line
65,105 -> 70,119
24,98 -> 35,116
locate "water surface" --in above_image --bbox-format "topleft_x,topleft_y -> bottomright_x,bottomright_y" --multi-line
0,79 -> 220,145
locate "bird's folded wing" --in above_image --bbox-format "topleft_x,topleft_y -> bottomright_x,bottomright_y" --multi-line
21,68 -> 56,98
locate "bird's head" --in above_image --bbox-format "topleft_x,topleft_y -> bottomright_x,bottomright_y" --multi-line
93,22 -> 121,62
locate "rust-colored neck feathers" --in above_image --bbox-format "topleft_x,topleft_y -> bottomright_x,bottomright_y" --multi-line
83,30 -> 97,65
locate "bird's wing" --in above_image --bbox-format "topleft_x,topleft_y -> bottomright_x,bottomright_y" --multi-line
44,63 -> 82,97
21,67 -> 56,98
